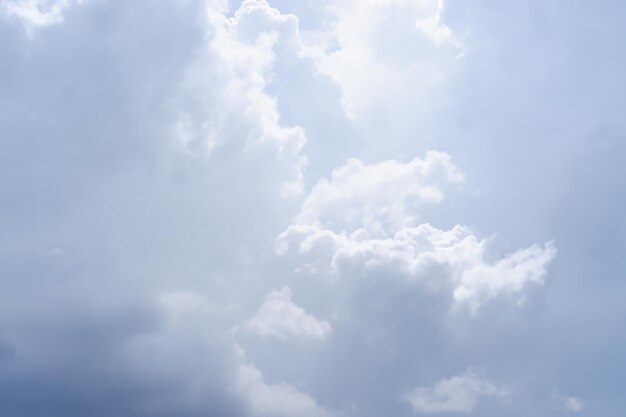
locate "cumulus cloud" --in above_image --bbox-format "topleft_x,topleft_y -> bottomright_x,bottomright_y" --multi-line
124,290 -> 332,417
0,0 -> 321,415
234,345 -> 333,417
245,287 -> 332,341
295,151 -> 463,235
0,0 -> 593,416
405,369 -> 499,414
454,241 -> 557,313
279,223 -> 555,312
312,0 -> 461,117
414,0 -> 452,45
173,0 -> 308,196
279,155 -> 556,313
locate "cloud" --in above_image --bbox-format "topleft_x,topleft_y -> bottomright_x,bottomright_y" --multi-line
278,154 -> 556,313
173,0 -> 308,196
121,291 -> 244,416
120,290 -> 331,417
311,0 -> 461,117
414,0 -> 452,45
454,241 -> 557,314
279,223 -> 555,313
295,151 -> 463,235
234,345 -> 334,417
564,396 -> 584,413
0,0 -> 82,31
245,287 -> 332,341
405,369 -> 499,414
0,0 -> 321,415
0,0 -> 601,416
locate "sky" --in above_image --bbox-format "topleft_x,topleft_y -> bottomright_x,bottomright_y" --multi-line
0,0 -> 625,416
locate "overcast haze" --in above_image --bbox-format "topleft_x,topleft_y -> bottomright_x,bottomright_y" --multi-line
1,0 -> 625,416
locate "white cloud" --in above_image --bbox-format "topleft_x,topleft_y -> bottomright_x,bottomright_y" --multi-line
234,345 -> 333,417
173,0 -> 308,196
125,291 -> 332,416
405,369 -> 499,414
295,151 -> 463,235
278,154 -> 556,313
279,222 -> 555,312
311,0 -> 461,117
454,241 -> 557,314
414,0 -> 452,45
277,223 -> 481,281
246,287 -> 332,341
123,290 -> 331,416
0,0 -> 324,412
0,0 -> 582,415
0,0 -> 82,31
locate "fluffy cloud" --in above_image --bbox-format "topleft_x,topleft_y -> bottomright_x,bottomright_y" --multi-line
405,369 -> 499,414
0,0 -> 322,415
313,0 -> 461,117
173,0 -> 308,196
245,287 -> 332,341
3,0 -> 610,416
235,346 -> 334,417
122,290 -> 333,417
454,241 -> 556,313
279,223 -> 555,312
279,155 -> 555,313
295,151 -> 463,235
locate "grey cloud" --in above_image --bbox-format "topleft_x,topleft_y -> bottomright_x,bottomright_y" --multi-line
0,0 -> 312,415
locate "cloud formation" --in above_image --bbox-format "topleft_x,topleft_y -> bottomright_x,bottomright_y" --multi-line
235,347 -> 334,417
279,154 -> 555,313
564,397 -> 584,413
405,369 -> 499,414
0,0 -> 78,29
2,0 -> 621,415
315,0 -> 461,117
245,287 -> 332,341
295,151 -> 463,234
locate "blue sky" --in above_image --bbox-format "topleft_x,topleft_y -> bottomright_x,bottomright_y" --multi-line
1,0 -> 625,416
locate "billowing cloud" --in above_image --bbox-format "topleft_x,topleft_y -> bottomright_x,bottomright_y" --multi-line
245,287 -> 332,341
2,0 -> 619,416
454,241 -> 556,313
174,0 -> 308,196
0,0 -> 320,415
279,155 -> 555,313
405,369 -> 499,414
234,346 -> 334,417
295,151 -> 463,235
313,0 -> 461,117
